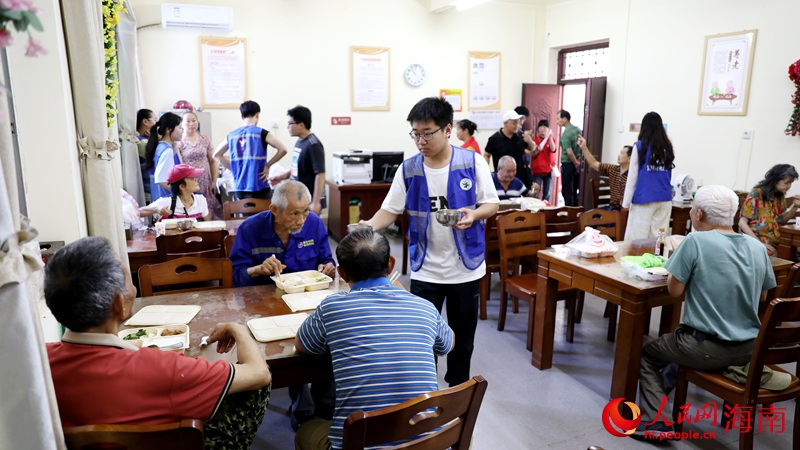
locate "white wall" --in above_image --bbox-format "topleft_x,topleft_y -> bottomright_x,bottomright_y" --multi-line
543,0 -> 800,192
8,0 -> 86,243
130,0 -> 538,170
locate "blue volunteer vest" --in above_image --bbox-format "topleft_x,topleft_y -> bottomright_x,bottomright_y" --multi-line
403,145 -> 485,271
632,140 -> 672,204
227,125 -> 269,193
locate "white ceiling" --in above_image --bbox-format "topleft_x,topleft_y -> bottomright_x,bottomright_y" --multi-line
499,0 -> 570,6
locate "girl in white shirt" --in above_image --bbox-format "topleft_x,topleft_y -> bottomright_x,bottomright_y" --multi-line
140,164 -> 210,222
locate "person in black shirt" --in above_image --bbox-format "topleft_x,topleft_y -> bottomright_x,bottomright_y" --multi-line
270,105 -> 327,215
484,110 -> 535,191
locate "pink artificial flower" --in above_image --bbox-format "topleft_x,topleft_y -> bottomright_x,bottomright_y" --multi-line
24,38 -> 46,57
19,0 -> 39,13
794,59 -> 800,79
0,29 -> 12,48
0,0 -> 25,11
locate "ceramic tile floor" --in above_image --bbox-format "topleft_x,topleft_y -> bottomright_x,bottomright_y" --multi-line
250,233 -> 795,449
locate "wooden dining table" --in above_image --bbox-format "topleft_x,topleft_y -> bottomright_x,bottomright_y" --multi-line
532,241 -> 793,402
128,284 -> 334,389
126,220 -> 245,273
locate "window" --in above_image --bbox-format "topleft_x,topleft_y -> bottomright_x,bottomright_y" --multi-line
558,44 -> 609,82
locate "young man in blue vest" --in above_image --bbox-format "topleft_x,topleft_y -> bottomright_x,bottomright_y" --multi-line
365,96 -> 499,386
213,100 -> 288,200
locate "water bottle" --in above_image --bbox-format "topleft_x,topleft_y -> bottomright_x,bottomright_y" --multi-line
654,227 -> 666,257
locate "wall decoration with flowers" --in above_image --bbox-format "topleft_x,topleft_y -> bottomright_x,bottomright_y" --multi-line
786,59 -> 800,137
103,0 -> 125,128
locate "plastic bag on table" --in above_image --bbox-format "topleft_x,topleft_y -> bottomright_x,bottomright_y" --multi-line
620,253 -> 668,281
565,227 -> 619,258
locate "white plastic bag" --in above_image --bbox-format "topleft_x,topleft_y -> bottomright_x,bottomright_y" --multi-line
565,227 -> 619,258
621,262 -> 668,281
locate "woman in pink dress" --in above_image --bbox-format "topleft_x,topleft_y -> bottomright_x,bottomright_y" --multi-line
177,111 -> 223,219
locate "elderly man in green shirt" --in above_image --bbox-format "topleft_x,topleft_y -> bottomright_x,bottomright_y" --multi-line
557,109 -> 583,206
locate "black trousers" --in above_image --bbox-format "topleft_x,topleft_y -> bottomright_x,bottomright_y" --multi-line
411,278 -> 480,387
560,162 -> 581,207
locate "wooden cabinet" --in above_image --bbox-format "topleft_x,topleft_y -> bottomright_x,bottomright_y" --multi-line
326,180 -> 391,241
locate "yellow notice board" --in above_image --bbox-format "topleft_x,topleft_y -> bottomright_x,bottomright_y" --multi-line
468,51 -> 501,110
200,37 -> 247,109
351,46 -> 391,111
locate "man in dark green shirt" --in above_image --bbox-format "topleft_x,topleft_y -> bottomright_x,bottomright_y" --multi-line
557,109 -> 583,206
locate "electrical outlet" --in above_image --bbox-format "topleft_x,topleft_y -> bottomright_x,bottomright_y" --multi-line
271,120 -> 279,129
742,129 -> 752,140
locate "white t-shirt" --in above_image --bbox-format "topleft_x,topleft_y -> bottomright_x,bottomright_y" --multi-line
148,194 -> 209,219
381,152 -> 498,283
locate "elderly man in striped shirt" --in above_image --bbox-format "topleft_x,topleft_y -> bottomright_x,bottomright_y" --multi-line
294,228 -> 454,450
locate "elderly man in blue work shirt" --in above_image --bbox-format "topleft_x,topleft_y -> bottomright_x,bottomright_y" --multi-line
229,179 -> 335,287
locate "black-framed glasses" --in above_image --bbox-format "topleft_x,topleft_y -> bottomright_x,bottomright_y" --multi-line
409,126 -> 444,142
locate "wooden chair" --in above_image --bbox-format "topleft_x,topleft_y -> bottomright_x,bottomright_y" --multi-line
497,211 -> 578,349
156,229 -> 228,261
138,257 -> 233,297
341,375 -> 488,450
590,176 -> 611,209
673,297 -> 800,450
578,209 -> 622,342
732,190 -> 749,233
222,198 -> 271,220
223,234 -> 236,258
480,210 -> 515,320
64,419 -> 204,450
543,206 -> 585,322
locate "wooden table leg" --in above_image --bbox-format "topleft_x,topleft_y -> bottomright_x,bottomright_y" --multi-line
532,260 -> 558,369
658,303 -> 682,336
610,299 -> 648,401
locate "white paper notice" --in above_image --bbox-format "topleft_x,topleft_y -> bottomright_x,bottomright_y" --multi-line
469,109 -> 502,130
469,52 -> 501,110
201,38 -> 246,107
352,47 -> 390,110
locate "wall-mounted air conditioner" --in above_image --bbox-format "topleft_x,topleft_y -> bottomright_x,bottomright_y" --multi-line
161,3 -> 233,31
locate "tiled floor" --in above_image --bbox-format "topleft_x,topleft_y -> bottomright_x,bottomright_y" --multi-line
250,232 -> 795,449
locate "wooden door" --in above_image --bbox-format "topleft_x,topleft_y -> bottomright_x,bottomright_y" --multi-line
521,83 -> 562,137
580,77 -> 607,207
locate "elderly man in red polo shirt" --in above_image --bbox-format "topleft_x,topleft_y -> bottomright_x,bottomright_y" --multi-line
45,237 -> 271,449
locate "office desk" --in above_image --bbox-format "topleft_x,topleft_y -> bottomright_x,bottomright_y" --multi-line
532,242 -> 792,401
126,220 -> 245,273
326,180 -> 391,241
130,285 -> 332,389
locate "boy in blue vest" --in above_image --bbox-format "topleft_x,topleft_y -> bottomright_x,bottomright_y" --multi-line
213,100 -> 288,200
365,96 -> 499,386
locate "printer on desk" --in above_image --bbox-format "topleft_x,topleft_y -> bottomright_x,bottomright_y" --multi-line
332,150 -> 404,184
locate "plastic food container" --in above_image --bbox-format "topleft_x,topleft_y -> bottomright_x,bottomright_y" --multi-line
271,270 -> 333,293
117,323 -> 190,351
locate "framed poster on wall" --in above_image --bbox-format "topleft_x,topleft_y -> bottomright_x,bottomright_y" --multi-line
697,30 -> 757,116
468,51 -> 501,111
200,37 -> 247,109
351,46 -> 391,111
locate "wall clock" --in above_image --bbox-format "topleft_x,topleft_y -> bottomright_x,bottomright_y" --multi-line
404,63 -> 426,87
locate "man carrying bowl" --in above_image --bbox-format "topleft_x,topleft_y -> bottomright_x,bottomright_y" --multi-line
364,96 -> 499,387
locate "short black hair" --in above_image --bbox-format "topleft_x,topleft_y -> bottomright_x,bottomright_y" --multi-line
407,97 -> 453,129
287,105 -> 312,129
514,106 -> 530,117
558,109 -> 571,121
240,100 -> 261,118
336,228 -> 391,283
44,237 -> 126,332
623,145 -> 633,157
536,119 -> 549,128
456,119 -> 477,136
136,109 -> 153,133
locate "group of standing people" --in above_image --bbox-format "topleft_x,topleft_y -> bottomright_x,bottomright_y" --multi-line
133,100 -> 328,223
